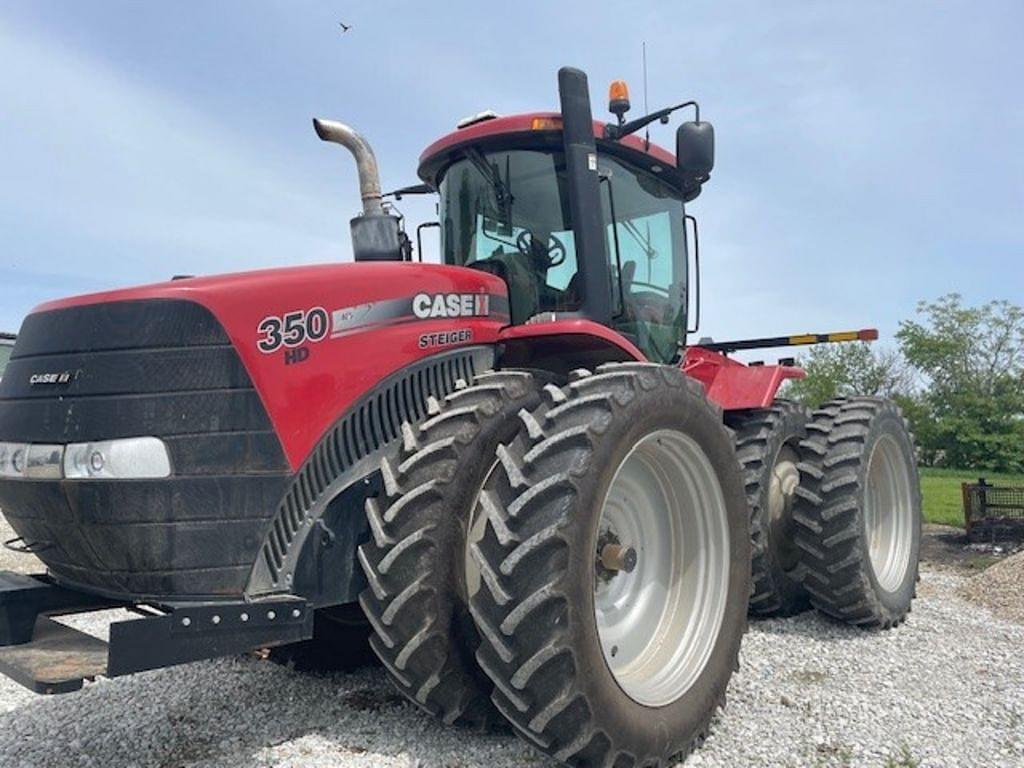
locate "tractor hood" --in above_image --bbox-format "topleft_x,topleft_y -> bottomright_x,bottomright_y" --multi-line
20,262 -> 510,469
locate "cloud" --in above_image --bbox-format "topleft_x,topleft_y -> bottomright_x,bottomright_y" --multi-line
0,17 -> 349,329
0,1 -> 1020,343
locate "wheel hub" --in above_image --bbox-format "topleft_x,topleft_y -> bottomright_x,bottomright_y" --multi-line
599,543 -> 638,574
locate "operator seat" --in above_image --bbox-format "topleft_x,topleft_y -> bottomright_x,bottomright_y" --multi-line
467,250 -> 541,324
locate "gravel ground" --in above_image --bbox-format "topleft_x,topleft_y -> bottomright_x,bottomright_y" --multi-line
961,550 -> 1024,625
1,515 -> 1022,767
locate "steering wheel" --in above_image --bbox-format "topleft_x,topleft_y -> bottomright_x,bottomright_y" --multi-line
516,231 -> 567,268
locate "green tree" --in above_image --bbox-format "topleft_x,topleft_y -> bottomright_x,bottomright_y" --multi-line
784,342 -> 913,407
896,294 -> 1024,472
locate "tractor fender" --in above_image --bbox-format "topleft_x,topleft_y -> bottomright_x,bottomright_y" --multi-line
682,346 -> 805,411
245,345 -> 497,601
496,318 -> 646,376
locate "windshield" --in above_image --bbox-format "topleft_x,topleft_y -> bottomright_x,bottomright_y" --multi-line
438,148 -> 687,363
440,149 -> 581,324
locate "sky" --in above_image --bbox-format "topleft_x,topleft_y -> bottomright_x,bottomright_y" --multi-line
1,1 -> 1021,349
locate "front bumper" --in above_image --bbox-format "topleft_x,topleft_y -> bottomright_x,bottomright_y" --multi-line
0,570 -> 312,694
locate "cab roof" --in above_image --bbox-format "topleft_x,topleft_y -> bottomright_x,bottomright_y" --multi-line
417,111 -> 699,200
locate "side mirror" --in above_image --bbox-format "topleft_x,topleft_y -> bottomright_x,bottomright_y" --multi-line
676,121 -> 715,185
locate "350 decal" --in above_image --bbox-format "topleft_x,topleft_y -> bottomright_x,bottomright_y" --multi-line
257,307 -> 329,353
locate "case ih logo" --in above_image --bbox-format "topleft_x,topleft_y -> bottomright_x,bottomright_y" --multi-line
412,293 -> 490,320
29,371 -> 72,386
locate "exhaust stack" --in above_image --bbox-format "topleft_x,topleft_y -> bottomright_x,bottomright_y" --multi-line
313,118 -> 406,261
558,67 -> 612,324
313,118 -> 384,215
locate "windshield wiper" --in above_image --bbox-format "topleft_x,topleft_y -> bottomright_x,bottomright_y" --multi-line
621,220 -> 656,260
466,149 -> 513,224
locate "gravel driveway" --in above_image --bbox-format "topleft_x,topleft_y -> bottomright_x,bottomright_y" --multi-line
1,516 -> 1021,768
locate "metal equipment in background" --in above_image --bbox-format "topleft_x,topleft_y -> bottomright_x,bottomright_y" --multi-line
963,478 -> 1024,541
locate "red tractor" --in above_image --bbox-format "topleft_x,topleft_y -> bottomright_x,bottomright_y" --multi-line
0,67 -> 920,766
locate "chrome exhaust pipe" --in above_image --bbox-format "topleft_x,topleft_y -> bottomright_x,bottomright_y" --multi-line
312,118 -> 383,215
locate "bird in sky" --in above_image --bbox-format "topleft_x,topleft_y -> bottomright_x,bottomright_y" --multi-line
338,21 -> 352,32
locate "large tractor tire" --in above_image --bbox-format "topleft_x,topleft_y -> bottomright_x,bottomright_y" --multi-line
469,364 -> 750,767
794,397 -> 921,628
357,370 -> 540,727
726,401 -> 811,616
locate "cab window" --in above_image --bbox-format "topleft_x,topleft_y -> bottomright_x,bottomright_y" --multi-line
600,158 -> 688,363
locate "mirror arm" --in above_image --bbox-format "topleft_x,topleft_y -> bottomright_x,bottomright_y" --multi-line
415,221 -> 440,262
385,183 -> 433,201
604,101 -> 700,141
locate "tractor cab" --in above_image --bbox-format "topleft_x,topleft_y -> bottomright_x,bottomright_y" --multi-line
413,69 -> 715,364
424,131 -> 687,363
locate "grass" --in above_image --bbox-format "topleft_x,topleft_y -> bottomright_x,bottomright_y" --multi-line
882,744 -> 921,768
920,467 -> 1024,527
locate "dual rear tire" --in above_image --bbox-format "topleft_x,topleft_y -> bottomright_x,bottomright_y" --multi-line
727,401 -> 811,616
727,396 -> 921,626
794,397 -> 921,627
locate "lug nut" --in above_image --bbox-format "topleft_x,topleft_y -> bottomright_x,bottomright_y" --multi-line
600,544 -> 637,573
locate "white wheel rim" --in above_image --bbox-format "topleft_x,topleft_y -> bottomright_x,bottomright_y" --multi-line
594,429 -> 730,707
768,445 -> 801,572
864,434 -> 914,592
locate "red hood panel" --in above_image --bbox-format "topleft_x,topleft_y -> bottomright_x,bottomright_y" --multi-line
35,263 -> 509,469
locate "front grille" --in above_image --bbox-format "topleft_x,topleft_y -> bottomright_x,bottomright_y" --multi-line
0,300 -> 280,465
0,299 -> 290,599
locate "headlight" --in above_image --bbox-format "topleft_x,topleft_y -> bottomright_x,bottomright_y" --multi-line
26,444 -> 64,479
0,442 -> 29,478
0,442 -> 65,478
0,437 -> 171,480
63,437 -> 172,479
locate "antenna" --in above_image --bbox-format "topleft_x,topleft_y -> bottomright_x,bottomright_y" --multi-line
642,42 -> 650,149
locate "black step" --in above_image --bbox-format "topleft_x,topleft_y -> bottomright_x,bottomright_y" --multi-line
0,616 -> 107,694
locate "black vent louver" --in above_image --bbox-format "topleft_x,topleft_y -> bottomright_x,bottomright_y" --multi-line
257,347 -> 493,589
